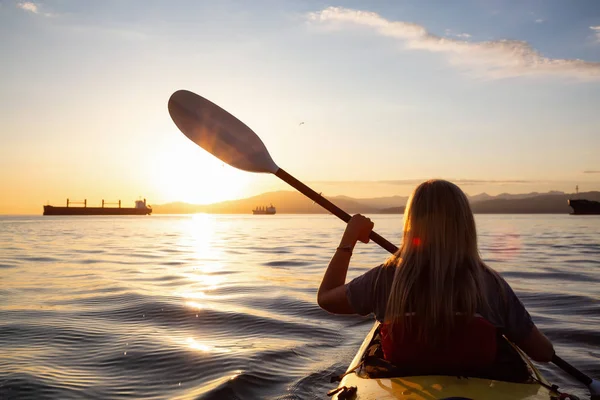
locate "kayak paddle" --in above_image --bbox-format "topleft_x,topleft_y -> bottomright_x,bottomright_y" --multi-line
168,89 -> 398,254
167,89 -> 598,400
553,355 -> 600,400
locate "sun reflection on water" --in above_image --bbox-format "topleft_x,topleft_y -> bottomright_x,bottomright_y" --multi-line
185,301 -> 204,310
184,273 -> 226,291
185,213 -> 221,262
177,291 -> 206,300
177,214 -> 230,295
186,337 -> 232,353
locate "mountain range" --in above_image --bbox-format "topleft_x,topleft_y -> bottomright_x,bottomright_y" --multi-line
151,191 -> 600,215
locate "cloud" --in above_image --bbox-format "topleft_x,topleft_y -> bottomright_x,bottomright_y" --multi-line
445,29 -> 471,39
534,19 -> 545,24
307,7 -> 600,80
584,170 -> 600,174
16,1 -> 55,17
591,26 -> 600,42
17,1 -> 38,13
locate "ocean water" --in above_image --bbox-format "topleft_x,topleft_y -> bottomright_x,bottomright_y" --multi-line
1,214 -> 599,399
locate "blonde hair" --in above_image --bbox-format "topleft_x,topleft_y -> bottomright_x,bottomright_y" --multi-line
384,179 -> 496,345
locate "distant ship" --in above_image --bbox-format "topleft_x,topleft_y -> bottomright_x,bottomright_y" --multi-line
43,198 -> 152,216
568,199 -> 600,215
252,204 -> 276,215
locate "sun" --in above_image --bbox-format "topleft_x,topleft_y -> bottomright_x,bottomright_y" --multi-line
153,145 -> 252,205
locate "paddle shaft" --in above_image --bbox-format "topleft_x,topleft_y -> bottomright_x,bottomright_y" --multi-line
553,354 -> 592,385
275,168 -> 399,254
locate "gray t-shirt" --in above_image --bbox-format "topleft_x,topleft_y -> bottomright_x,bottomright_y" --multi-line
345,264 -> 534,344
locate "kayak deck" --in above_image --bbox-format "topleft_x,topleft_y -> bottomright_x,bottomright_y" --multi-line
333,323 -> 557,400
336,374 -> 553,399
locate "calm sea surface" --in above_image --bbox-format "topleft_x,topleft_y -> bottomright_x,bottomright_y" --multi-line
1,214 -> 599,399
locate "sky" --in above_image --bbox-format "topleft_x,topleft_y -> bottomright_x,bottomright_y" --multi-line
1,0 -> 599,214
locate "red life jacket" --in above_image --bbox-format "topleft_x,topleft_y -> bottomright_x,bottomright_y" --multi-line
380,315 -> 497,373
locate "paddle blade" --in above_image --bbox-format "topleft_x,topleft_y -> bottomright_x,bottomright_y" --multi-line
168,90 -> 278,174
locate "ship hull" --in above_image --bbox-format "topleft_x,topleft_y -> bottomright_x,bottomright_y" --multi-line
43,206 -> 151,216
252,210 -> 276,215
568,199 -> 600,215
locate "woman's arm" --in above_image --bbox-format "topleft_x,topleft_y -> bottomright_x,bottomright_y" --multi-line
317,214 -> 373,314
517,325 -> 555,362
497,276 -> 555,362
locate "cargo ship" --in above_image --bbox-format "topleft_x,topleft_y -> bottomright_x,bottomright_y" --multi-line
568,199 -> 600,215
252,204 -> 276,215
43,198 -> 152,216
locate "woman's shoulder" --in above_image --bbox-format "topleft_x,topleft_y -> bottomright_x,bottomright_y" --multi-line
478,266 -> 515,312
351,263 -> 396,287
479,265 -> 534,343
379,262 -> 397,277
345,263 -> 395,320
481,265 -> 510,291
479,265 -> 527,315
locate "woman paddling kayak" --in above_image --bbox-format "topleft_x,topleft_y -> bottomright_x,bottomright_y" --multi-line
317,179 -> 554,374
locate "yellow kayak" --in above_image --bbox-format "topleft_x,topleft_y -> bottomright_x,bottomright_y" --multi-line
331,322 -> 558,400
